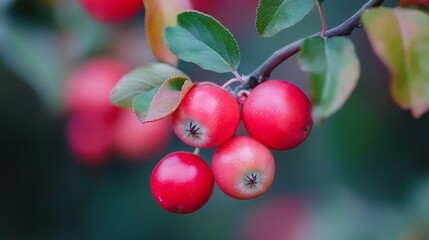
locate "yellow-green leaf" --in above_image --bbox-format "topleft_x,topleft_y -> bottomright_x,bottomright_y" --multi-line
132,77 -> 196,122
110,63 -> 188,108
362,7 -> 429,117
145,0 -> 192,66
299,36 -> 360,123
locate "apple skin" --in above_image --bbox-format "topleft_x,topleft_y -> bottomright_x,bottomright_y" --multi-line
65,57 -> 129,121
78,0 -> 143,23
172,85 -> 240,148
66,113 -> 113,165
113,110 -> 172,161
242,80 -> 313,150
150,152 -> 214,214
212,136 -> 275,200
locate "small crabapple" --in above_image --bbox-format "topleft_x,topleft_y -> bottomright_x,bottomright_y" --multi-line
112,110 -> 172,161
242,80 -> 313,150
172,85 -> 240,148
78,0 -> 143,23
150,152 -> 214,214
212,136 -> 275,200
65,57 -> 129,121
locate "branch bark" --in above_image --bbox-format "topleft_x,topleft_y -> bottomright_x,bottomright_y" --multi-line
236,0 -> 386,91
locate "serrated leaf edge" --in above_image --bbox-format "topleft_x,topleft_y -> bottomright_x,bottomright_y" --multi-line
132,76 -> 197,123
165,10 -> 241,72
256,0 -> 316,38
110,63 -> 188,108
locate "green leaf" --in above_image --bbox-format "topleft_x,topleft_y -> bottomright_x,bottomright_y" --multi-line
362,7 -> 429,118
164,11 -> 240,73
256,0 -> 315,38
132,76 -> 196,122
299,36 -> 360,123
110,63 -> 188,108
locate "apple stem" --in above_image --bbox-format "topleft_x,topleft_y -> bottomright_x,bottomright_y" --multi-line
316,0 -> 327,38
222,78 -> 244,89
193,147 -> 200,155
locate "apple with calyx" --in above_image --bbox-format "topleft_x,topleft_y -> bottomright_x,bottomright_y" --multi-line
150,152 -> 214,214
172,85 -> 240,148
212,136 -> 275,200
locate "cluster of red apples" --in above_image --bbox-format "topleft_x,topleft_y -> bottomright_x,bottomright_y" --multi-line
76,0 -> 313,214
151,80 -> 313,214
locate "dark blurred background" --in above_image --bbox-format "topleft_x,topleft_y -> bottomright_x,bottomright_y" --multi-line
1,0 -> 428,239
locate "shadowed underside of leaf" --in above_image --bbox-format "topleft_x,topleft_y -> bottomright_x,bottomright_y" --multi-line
133,76 -> 196,122
256,0 -> 315,38
362,7 -> 429,118
299,36 -> 360,123
164,11 -> 240,73
145,0 -> 193,66
110,63 -> 188,108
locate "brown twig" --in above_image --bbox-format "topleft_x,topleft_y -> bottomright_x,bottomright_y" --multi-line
236,0 -> 385,91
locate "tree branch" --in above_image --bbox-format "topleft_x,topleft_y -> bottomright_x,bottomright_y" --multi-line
236,0 -> 385,91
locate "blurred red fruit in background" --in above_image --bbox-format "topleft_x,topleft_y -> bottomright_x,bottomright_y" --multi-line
65,57 -> 129,122
66,113 -> 113,165
78,0 -> 144,23
191,0 -> 218,16
113,110 -> 172,161
191,0 -> 259,31
64,57 -> 129,164
242,195 -> 308,240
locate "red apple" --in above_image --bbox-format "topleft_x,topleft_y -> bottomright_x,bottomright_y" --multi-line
242,80 -> 313,150
113,110 -> 172,161
78,0 -> 143,23
172,85 -> 240,148
150,152 -> 214,214
212,136 -> 275,200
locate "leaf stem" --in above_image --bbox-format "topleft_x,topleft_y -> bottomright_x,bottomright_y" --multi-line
316,0 -> 327,37
235,0 -> 385,92
222,78 -> 241,89
231,69 -> 245,83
